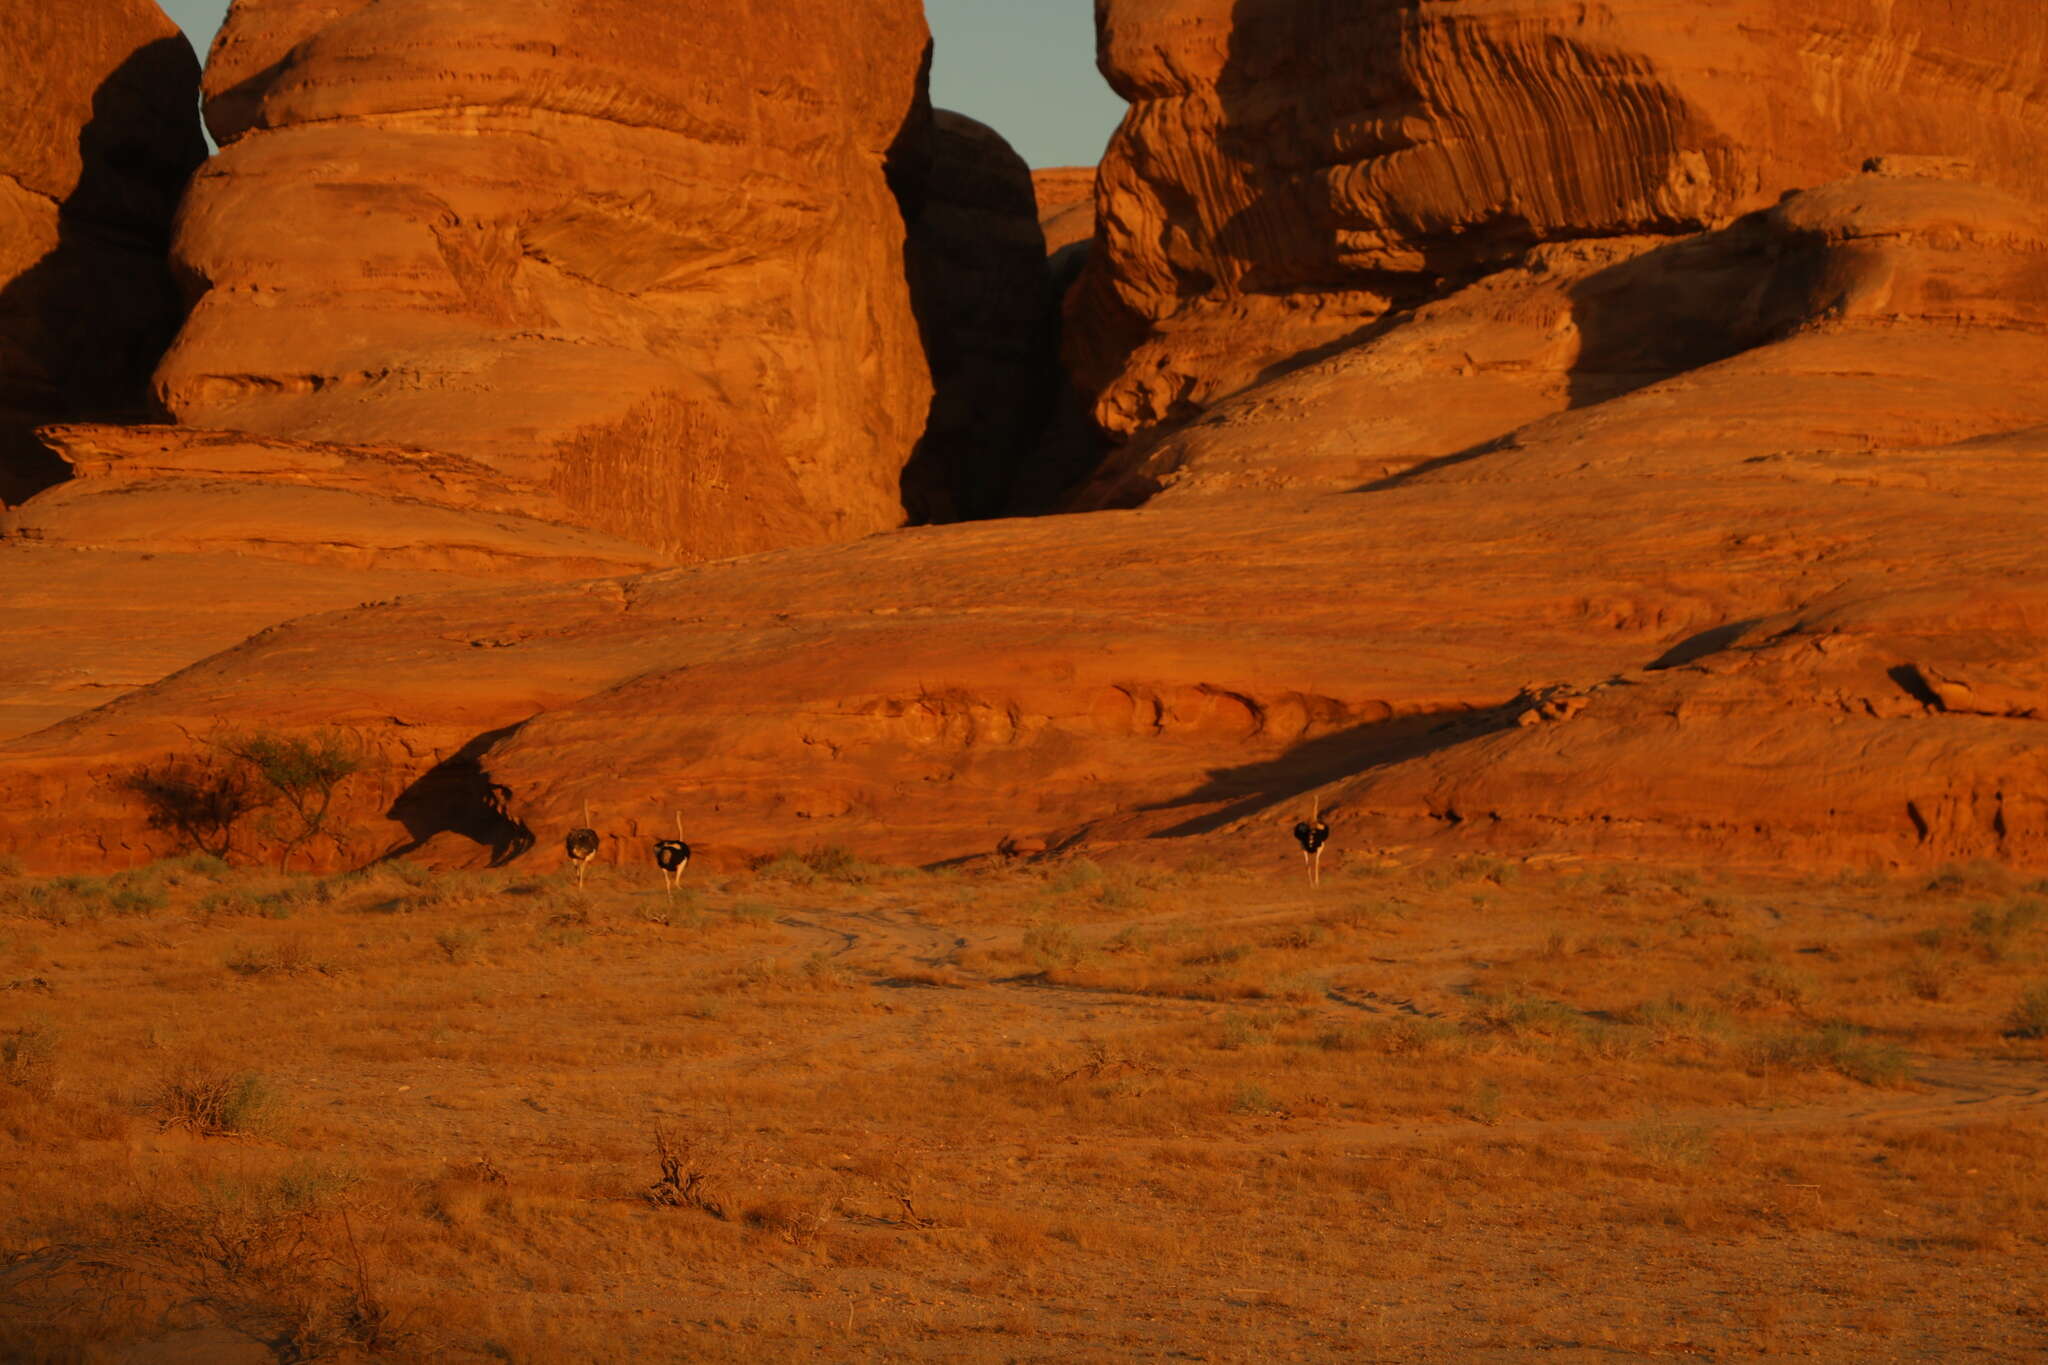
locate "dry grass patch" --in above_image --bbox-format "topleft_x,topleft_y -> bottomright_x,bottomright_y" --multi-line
0,852 -> 2043,1360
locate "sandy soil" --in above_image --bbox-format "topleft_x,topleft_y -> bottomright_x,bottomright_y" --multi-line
2,847 -> 2044,1361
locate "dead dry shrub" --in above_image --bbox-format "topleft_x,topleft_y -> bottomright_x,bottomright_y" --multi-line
1,1018 -> 58,1095
435,928 -> 484,965
1923,860 -> 2015,898
1021,923 -> 1086,971
152,1063 -> 282,1137
224,938 -> 331,978
644,1124 -> 730,1218
1629,1115 -> 1718,1168
1743,1023 -> 1910,1086
1053,1040 -> 1161,1086
1367,1015 -> 1464,1058
2,1163 -> 398,1362
1901,955 -> 1950,1002
2007,981 -> 2048,1039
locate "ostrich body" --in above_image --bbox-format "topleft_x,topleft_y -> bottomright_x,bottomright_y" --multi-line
565,802 -> 600,886
654,812 -> 691,899
1293,803 -> 1330,887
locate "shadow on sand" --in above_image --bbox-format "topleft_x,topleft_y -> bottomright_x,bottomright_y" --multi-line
1142,704 -> 1521,838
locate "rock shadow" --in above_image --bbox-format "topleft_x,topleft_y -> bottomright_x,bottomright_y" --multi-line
383,723 -> 535,865
887,51 -> 1066,523
0,36 -> 203,506
1559,213 -> 1796,413
1348,215 -> 1808,495
1647,618 -> 1766,670
1143,704 -> 1520,838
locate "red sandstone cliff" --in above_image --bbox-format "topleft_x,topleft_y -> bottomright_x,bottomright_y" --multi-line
0,1 -> 203,506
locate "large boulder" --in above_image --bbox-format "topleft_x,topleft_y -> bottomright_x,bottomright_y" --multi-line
1070,0 -> 2048,483
0,1 -> 204,506
154,0 -> 938,563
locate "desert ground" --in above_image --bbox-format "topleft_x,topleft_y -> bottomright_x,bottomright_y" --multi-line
3,844 -> 2044,1362
8,1 -> 2048,1359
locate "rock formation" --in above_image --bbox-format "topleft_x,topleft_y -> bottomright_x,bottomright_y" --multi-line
155,0 -> 938,563
0,1 -> 204,506
1070,0 -> 2048,495
899,111 -> 1061,522
1034,168 -> 1095,252
5,0 -> 2048,880
5,431 -> 2044,872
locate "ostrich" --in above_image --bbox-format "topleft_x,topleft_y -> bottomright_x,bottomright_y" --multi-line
565,802 -> 600,887
654,812 -> 691,900
1293,799 -> 1330,887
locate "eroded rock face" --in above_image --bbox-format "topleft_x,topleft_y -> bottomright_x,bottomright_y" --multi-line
1345,580 -> 2048,870
1073,0 -> 2048,461
0,1 -> 203,506
899,111 -> 1060,522
5,440 -> 2046,874
1077,170 -> 2048,504
156,0 -> 937,563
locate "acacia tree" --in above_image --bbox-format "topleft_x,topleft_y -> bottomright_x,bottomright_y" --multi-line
123,754 -> 263,861
212,729 -> 365,871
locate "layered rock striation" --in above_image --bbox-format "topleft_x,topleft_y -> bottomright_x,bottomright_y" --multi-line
156,0 -> 939,563
0,1 -> 204,506
1070,0 -> 2048,496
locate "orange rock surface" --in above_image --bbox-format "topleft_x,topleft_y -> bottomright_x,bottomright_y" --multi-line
156,0 -> 938,562
3,432 -> 2043,874
1071,0 -> 2048,474
1033,166 -> 1096,259
3,1 -> 2046,881
0,1 -> 203,506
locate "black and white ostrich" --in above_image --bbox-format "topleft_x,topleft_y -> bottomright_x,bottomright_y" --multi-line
1293,799 -> 1330,887
565,802 -> 600,887
654,812 -> 691,900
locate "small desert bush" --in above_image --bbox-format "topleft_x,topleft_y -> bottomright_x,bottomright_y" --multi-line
755,853 -> 819,887
153,1064 -> 283,1136
1924,860 -> 2014,897
1744,1023 -> 1910,1086
436,928 -> 484,965
799,844 -> 883,884
1022,923 -> 1086,971
1048,859 -> 1105,894
1721,964 -> 1812,1010
1969,898 -> 2045,962
224,938 -> 329,977
1630,1116 -> 1717,1168
1,1019 -> 59,1094
1214,1013 -> 1266,1051
1468,992 -> 1587,1040
0,871 -> 167,925
10,1162 -> 392,1362
2007,982 -> 2048,1039
1624,997 -> 1732,1044
1366,1015 -> 1465,1057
